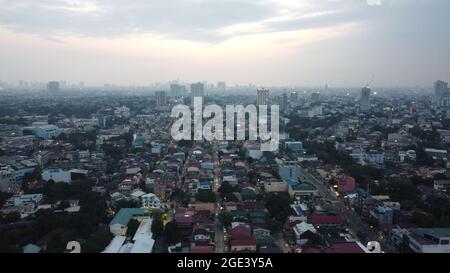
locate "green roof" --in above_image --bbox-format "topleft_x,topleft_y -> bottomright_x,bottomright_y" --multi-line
110,208 -> 146,226
249,211 -> 266,218
241,188 -> 257,196
254,236 -> 276,247
23,243 -> 41,253
251,218 -> 266,224
232,210 -> 248,218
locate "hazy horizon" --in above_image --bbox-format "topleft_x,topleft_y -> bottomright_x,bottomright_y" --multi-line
1,0 -> 450,87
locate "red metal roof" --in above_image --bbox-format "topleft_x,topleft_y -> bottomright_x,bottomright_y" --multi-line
230,226 -> 252,240
309,214 -> 343,225
191,245 -> 214,253
230,239 -> 256,246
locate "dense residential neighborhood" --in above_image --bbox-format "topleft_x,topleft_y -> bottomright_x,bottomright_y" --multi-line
1,81 -> 450,254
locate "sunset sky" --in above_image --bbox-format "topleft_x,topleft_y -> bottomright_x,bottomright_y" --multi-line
1,0 -> 449,87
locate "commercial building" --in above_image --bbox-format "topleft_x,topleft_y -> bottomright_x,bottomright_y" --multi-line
109,208 -> 147,236
391,228 -> 450,253
22,124 -> 62,140
0,165 -> 18,193
155,90 -> 167,106
47,81 -> 59,92
257,88 -> 269,106
191,82 -> 205,98
360,86 -> 371,112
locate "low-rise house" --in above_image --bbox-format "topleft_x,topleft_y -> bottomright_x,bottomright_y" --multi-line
293,222 -> 318,245
141,193 -> 164,211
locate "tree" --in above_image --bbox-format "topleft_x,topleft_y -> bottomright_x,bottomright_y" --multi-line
416,146 -> 434,166
224,193 -> 239,202
126,219 -> 140,237
266,194 -> 292,223
267,218 -> 283,234
218,182 -> 234,198
195,190 -> 216,203
164,221 -> 180,244
2,211 -> 21,224
115,199 -> 140,210
0,192 -> 12,207
151,219 -> 164,239
218,211 -> 233,228
82,230 -> 113,253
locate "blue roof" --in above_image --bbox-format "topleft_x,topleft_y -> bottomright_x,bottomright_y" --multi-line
291,205 -> 304,216
23,243 -> 41,253
286,179 -> 299,186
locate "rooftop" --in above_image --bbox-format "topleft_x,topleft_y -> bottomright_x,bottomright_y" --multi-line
110,208 -> 146,226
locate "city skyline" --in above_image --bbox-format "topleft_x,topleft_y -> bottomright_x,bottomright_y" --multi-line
1,0 -> 450,87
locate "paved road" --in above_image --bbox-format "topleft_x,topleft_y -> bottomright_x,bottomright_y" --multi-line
301,170 -> 395,253
212,140 -> 225,253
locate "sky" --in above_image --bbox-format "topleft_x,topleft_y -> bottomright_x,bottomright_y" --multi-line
0,0 -> 449,87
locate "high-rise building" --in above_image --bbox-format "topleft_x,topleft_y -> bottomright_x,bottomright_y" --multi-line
281,93 -> 288,112
170,84 -> 186,97
311,92 -> 320,103
257,88 -> 270,106
191,82 -> 205,98
434,80 -> 449,105
360,86 -> 371,112
290,91 -> 298,104
47,81 -> 60,92
155,91 -> 167,106
217,81 -> 226,92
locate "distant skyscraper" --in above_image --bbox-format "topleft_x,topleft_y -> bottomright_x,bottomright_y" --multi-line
191,82 -> 204,98
311,92 -> 320,103
360,86 -> 371,112
47,81 -> 59,92
155,90 -> 167,106
170,84 -> 186,97
434,80 -> 449,105
281,93 -> 288,112
257,88 -> 269,106
217,81 -> 226,92
290,91 -> 298,104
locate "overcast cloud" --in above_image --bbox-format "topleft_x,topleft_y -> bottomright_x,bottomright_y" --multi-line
0,0 -> 449,86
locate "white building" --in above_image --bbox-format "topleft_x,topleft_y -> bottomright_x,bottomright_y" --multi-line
0,165 -> 18,193
42,168 -> 71,183
9,194 -> 43,207
391,228 -> 450,253
293,222 -> 317,245
130,217 -> 155,253
23,125 -> 61,140
141,193 -> 164,211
